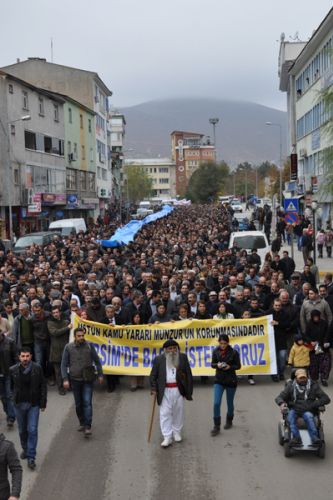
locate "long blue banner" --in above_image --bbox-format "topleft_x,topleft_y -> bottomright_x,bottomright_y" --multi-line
99,205 -> 174,247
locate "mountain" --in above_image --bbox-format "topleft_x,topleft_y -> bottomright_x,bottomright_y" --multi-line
120,98 -> 287,167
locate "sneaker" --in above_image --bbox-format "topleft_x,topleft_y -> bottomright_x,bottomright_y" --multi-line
28,459 -> 36,470
173,432 -> 182,442
290,437 -> 302,446
321,379 -> 328,387
161,437 -> 172,447
248,378 -> 256,385
58,388 -> 67,396
311,437 -> 321,446
20,451 -> 27,460
77,424 -> 85,432
84,427 -> 92,437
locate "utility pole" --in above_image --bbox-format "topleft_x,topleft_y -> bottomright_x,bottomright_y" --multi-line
209,118 -> 219,161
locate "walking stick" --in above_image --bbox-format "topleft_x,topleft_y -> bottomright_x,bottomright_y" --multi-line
147,393 -> 157,443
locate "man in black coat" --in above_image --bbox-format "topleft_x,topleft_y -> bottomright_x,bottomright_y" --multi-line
0,333 -> 17,428
150,339 -> 193,447
275,368 -> 330,446
0,434 -> 22,500
10,347 -> 47,470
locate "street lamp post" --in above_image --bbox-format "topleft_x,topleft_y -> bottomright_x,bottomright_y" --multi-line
209,118 -> 219,161
0,115 -> 31,241
311,200 -> 318,265
265,122 -> 283,207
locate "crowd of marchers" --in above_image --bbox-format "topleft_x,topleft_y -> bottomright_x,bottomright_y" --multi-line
0,204 -> 332,461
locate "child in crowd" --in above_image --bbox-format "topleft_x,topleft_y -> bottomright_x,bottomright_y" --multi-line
288,333 -> 310,371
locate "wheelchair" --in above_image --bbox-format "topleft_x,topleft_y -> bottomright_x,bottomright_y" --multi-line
278,406 -> 326,458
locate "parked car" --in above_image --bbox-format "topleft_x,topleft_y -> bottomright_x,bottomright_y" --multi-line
13,232 -> 61,255
230,200 -> 243,212
229,230 -> 270,263
131,208 -> 154,219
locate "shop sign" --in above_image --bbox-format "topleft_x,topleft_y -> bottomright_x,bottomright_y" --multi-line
67,194 -> 80,209
28,202 -> 41,213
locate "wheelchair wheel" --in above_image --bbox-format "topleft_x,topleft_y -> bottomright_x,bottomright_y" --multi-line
284,442 -> 292,457
317,442 -> 325,459
278,423 -> 284,446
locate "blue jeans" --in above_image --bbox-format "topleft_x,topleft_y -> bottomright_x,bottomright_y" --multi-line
15,403 -> 40,459
34,340 -> 49,374
213,384 -> 236,419
0,375 -> 16,421
71,379 -> 93,427
287,409 -> 318,441
297,235 -> 302,251
277,349 -> 287,378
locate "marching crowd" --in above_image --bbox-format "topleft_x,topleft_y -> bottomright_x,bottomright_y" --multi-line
0,202 -> 332,490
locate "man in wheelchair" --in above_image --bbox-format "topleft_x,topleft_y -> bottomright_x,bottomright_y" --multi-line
275,369 -> 330,446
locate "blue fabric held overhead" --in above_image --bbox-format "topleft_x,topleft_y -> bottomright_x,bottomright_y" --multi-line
99,205 -> 174,247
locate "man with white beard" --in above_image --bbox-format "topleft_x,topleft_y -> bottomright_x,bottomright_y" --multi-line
150,339 -> 193,447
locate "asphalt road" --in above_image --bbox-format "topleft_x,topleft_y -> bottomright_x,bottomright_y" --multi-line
9,375 -> 333,500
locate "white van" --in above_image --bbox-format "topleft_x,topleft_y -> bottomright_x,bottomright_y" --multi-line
139,201 -> 151,209
229,230 -> 270,264
48,218 -> 87,236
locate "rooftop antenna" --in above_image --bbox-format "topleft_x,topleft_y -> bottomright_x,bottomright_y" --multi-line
289,31 -> 301,42
51,38 -> 54,62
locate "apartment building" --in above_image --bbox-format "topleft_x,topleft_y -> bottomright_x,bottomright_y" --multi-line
109,112 -> 126,202
124,158 -> 176,200
0,71 -> 66,237
170,131 -> 215,196
1,58 -> 113,215
279,8 -> 333,220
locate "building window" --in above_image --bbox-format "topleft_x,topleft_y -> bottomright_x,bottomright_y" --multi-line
88,172 -> 95,191
74,143 -> 78,159
159,178 -> 169,184
8,84 -> 13,94
10,124 -> 15,135
97,167 -> 101,179
54,104 -> 59,122
90,147 -> 94,162
80,171 -> 86,191
25,130 -> 36,150
102,168 -> 107,181
68,108 -> 72,124
80,114 -> 83,129
66,169 -> 76,190
22,91 -> 29,110
81,145 -> 86,160
14,169 -> 19,185
67,140 -> 72,154
44,136 -> 52,153
88,119 -> 92,133
38,97 -> 44,116
159,167 -> 169,173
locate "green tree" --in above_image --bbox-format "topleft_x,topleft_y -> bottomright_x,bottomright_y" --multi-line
125,165 -> 153,204
186,161 -> 230,203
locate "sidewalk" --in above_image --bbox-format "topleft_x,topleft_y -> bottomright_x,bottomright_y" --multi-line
280,240 -> 333,277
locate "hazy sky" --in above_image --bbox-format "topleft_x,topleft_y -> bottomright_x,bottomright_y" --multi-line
1,0 -> 332,110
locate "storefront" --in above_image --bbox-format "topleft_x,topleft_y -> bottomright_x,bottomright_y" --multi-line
65,194 -> 98,221
18,192 -> 66,235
